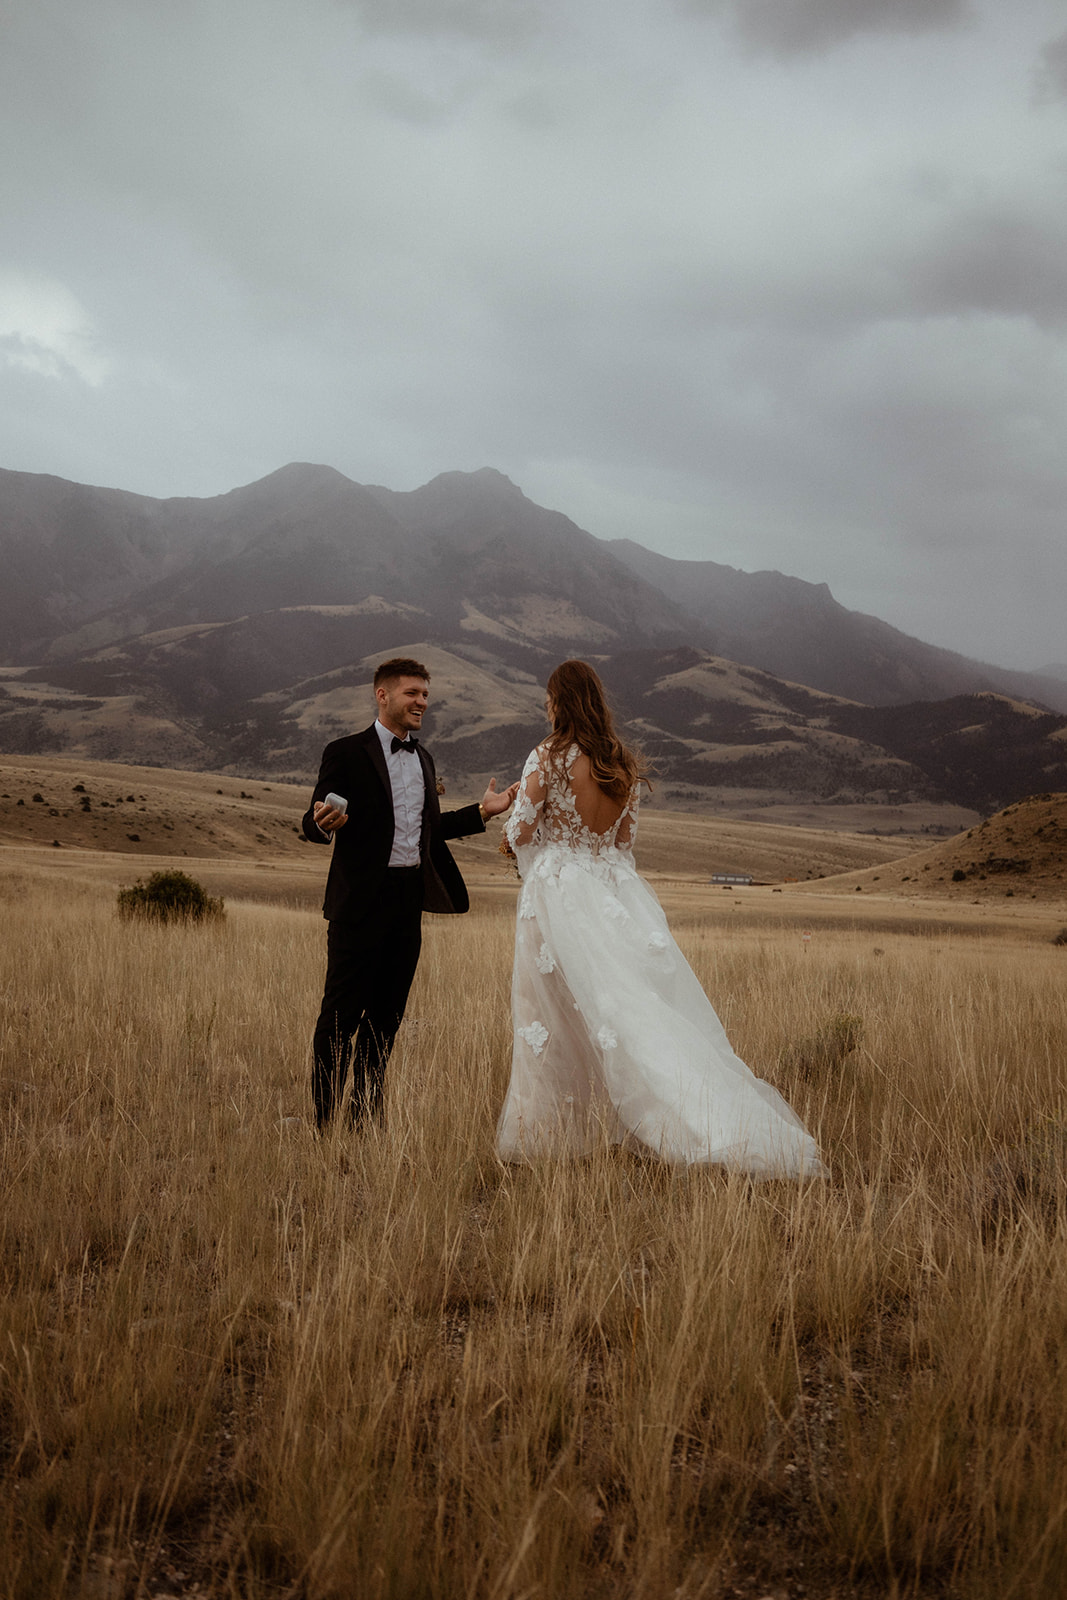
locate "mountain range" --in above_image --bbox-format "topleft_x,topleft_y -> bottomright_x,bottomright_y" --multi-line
1,461 -> 1065,815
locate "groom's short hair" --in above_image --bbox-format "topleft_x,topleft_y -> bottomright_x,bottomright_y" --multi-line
374,656 -> 431,689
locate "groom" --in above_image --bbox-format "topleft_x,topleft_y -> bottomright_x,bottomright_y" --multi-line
302,655 -> 517,1129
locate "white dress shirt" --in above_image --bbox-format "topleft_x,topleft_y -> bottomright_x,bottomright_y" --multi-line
375,719 -> 425,867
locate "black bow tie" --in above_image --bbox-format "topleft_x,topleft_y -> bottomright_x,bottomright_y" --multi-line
391,736 -> 418,754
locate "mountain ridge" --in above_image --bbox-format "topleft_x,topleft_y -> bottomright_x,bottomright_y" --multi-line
1,459 -> 1063,708
2,461 -> 1066,815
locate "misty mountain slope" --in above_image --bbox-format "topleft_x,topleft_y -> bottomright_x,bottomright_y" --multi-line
0,468 -> 198,656
365,468 -> 706,647
4,460 -> 1067,812
13,464 -> 706,666
38,465 -> 426,658
607,539 -> 1067,713
4,460 -> 1065,714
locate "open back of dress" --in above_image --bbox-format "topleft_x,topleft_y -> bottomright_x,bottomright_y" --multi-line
508,742 -> 637,854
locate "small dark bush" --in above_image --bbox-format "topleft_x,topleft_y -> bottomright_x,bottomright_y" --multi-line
952,868 -> 967,882
779,1012 -> 863,1081
117,870 -> 224,925
1053,928 -> 1067,947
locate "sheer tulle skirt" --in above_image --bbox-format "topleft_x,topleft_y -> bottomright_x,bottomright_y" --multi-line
496,843 -> 826,1177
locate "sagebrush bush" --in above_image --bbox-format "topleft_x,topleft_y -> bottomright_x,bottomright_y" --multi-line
778,1010 -> 863,1080
116,869 -> 224,924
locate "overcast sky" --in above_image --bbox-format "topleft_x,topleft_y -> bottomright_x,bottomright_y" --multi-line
2,0 -> 1066,672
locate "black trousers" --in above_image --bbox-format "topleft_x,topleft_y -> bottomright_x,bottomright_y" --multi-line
311,867 -> 424,1128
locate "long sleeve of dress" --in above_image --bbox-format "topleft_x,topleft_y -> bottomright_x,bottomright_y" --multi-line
505,747 -> 548,862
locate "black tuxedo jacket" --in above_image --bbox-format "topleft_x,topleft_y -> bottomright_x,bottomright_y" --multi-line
302,724 -> 485,921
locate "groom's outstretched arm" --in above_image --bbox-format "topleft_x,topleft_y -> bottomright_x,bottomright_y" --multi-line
438,778 -> 519,841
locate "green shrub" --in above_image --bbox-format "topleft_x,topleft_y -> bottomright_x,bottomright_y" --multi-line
116,870 -> 224,925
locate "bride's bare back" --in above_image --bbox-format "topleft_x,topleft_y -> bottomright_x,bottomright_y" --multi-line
510,742 -> 638,852
565,748 -> 627,834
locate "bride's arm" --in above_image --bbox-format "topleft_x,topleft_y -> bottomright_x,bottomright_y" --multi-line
505,747 -> 548,850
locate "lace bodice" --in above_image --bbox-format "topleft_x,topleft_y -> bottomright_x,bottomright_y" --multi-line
505,742 -> 639,858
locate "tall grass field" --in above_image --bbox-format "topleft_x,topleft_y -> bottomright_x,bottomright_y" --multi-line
1,868 -> 1066,1598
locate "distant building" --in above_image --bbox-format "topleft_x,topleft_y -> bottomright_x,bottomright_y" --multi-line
710,872 -> 753,886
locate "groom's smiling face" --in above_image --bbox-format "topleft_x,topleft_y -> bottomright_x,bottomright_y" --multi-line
377,675 -> 429,738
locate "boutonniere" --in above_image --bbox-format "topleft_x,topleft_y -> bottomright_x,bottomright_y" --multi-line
436,780 -> 446,796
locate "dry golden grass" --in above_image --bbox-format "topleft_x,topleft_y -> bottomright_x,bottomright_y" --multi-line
1,861 -> 1066,1599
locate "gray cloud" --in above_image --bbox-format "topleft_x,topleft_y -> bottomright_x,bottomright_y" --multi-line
691,0 -> 972,56
910,210 -> 1067,325
1034,28 -> 1067,100
338,0 -> 551,44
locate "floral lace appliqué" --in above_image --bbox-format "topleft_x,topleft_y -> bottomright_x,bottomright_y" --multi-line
646,927 -> 673,972
535,942 -> 556,974
513,791 -> 539,827
518,1021 -> 549,1056
597,1026 -> 618,1051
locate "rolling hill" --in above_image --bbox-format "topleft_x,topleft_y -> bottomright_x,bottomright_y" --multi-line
796,792 -> 1067,905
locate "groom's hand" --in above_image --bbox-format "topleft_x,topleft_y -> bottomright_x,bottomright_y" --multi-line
479,777 -> 520,818
313,800 -> 348,835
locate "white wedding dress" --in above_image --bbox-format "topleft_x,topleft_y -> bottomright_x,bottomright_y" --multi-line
496,743 -> 826,1177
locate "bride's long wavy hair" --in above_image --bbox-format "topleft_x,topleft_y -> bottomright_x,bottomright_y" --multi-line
544,659 -> 649,802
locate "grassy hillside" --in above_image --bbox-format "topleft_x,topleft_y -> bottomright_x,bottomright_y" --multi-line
797,792 -> 1067,906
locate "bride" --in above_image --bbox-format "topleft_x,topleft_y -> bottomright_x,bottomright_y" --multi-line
496,659 -> 826,1177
